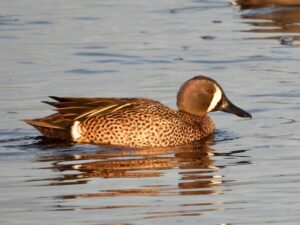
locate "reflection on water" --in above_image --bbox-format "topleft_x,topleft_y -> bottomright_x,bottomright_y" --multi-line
240,6 -> 300,43
34,136 -> 219,194
16,135 -> 250,219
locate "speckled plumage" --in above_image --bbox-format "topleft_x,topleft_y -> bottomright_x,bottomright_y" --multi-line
24,76 -> 251,148
78,102 -> 215,147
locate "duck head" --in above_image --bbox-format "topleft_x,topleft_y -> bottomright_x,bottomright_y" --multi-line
177,76 -> 252,118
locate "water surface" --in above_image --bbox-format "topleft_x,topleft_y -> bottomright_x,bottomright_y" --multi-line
1,0 -> 300,224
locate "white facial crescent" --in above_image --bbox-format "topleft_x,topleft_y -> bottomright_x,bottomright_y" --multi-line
207,85 -> 222,112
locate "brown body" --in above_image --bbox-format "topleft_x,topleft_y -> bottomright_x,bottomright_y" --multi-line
25,98 -> 214,147
75,101 -> 214,147
24,76 -> 251,148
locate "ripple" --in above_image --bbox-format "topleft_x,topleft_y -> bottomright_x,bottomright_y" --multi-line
76,52 -> 142,59
66,69 -> 118,74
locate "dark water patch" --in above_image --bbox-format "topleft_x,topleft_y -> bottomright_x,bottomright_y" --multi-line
95,58 -> 172,65
0,15 -> 20,26
244,35 -> 300,46
6,111 -> 18,114
42,180 -> 88,186
66,69 -> 118,75
48,204 -> 147,212
0,149 -> 29,159
0,16 -> 53,27
209,65 -> 227,70
214,129 -> 241,142
139,59 -> 173,64
160,6 -> 208,15
228,160 -> 252,166
288,105 -> 300,111
1,135 -> 74,154
248,92 -> 300,98
212,20 -> 222,24
144,208 -> 215,219
243,108 -> 268,114
280,37 -> 295,45
0,136 -> 36,145
95,59 -> 126,63
181,45 -> 189,50
214,149 -> 250,158
257,100 -> 298,105
17,61 -> 35,65
73,16 -> 101,21
77,52 -> 144,65
0,132 -> 41,159
26,20 -> 53,25
76,52 -> 142,59
270,49 -> 291,55
156,1 -> 227,15
79,45 -> 106,50
0,35 -> 18,39
200,35 -> 216,40
140,30 -> 147,34
173,57 -> 184,61
185,56 -> 297,64
0,129 -> 36,142
277,117 -> 298,124
118,60 -> 145,65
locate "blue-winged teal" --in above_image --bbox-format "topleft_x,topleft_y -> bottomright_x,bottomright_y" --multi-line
24,76 -> 252,147
230,0 -> 300,7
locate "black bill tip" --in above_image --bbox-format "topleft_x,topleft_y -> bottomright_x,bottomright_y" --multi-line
221,99 -> 252,119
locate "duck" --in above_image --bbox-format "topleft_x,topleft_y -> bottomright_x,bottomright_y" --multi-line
24,75 -> 252,148
230,0 -> 300,8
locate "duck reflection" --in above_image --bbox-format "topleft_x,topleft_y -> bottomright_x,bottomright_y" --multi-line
237,4 -> 300,43
26,136 -> 250,218
32,135 -> 230,197
29,135 -> 250,202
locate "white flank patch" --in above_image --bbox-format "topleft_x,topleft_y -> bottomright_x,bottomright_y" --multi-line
229,0 -> 238,5
71,121 -> 81,141
73,154 -> 82,160
72,164 -> 82,169
207,85 -> 222,112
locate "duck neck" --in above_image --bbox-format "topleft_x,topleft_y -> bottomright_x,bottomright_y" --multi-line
177,110 -> 208,124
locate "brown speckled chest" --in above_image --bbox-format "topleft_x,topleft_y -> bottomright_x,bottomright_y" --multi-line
78,103 -> 215,147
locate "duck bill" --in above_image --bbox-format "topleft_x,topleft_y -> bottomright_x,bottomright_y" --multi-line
220,98 -> 252,118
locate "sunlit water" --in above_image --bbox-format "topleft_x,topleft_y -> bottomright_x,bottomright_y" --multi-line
1,0 -> 300,224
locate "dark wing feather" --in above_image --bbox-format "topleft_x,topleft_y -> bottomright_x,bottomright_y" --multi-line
47,96 -> 156,121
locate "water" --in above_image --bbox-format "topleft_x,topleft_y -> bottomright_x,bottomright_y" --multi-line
1,0 -> 300,224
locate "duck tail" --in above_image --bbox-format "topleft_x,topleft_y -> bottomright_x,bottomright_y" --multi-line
23,114 -> 73,141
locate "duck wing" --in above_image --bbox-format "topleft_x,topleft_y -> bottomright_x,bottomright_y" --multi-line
24,96 -> 158,140
45,96 -> 156,121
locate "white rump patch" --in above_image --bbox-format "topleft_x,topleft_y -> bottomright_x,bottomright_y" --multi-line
207,85 -> 222,112
71,121 -> 81,141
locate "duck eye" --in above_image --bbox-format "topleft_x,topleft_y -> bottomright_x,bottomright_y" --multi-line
208,89 -> 214,94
